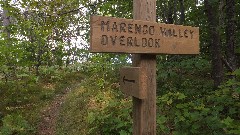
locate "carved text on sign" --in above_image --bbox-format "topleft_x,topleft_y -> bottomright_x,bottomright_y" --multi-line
90,16 -> 199,54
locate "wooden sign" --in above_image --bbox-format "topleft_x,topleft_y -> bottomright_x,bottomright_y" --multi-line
90,15 -> 199,54
120,67 -> 146,99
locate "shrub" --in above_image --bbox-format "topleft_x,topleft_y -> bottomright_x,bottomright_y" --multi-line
87,99 -> 132,135
156,69 -> 240,135
0,114 -> 34,135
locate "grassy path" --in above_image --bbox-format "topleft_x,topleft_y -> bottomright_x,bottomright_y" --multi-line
55,84 -> 89,135
36,74 -> 131,135
37,86 -> 73,135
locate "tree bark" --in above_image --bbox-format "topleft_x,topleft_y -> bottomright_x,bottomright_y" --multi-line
174,0 -> 177,24
226,0 -> 236,72
2,1 -> 10,39
179,0 -> 185,24
167,1 -> 174,24
2,0 -> 11,82
204,0 -> 224,88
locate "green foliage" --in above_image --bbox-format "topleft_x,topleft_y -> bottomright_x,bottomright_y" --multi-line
39,66 -> 63,82
82,0 -> 132,18
157,68 -> 240,135
0,0 -> 240,134
56,87 -> 88,135
0,0 -> 88,83
157,92 -> 223,135
0,64 -> 84,134
82,56 -> 132,135
0,114 -> 34,135
157,56 -> 212,97
87,99 -> 132,135
56,56 -> 131,135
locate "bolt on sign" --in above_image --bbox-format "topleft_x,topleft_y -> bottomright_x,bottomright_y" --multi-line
90,15 -> 199,54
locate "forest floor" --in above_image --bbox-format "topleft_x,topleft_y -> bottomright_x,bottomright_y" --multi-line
37,86 -> 72,135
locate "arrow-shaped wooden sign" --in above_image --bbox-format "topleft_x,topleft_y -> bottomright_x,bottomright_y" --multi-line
120,67 -> 146,99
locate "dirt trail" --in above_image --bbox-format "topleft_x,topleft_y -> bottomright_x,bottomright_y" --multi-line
37,87 -> 71,135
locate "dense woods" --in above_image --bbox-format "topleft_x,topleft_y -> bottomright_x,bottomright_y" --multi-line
0,0 -> 239,135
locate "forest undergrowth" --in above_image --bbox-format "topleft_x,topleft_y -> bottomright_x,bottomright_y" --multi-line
0,65 -> 84,135
0,0 -> 240,134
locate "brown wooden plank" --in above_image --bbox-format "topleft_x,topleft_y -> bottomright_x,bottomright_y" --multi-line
132,55 -> 157,135
120,67 -> 146,99
90,15 -> 199,54
132,0 -> 157,135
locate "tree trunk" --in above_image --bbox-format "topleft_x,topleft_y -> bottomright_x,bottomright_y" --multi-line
167,1 -> 174,24
2,0 -> 11,82
204,0 -> 224,88
179,0 -> 185,24
2,1 -> 10,39
174,0 -> 177,24
226,0 -> 236,72
36,41 -> 43,76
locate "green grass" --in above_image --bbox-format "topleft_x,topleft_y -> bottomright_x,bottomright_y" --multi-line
55,76 -> 102,135
55,74 -> 132,135
0,71 -> 84,134
56,84 -> 89,135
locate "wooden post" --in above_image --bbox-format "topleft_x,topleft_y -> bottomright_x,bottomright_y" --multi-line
132,0 -> 156,134
90,1 -> 199,134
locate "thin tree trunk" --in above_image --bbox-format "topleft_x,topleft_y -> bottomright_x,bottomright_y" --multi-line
204,0 -> 224,88
226,0 -> 236,72
36,41 -> 43,76
179,0 -> 185,24
174,0 -> 177,24
2,2 -> 10,39
2,1 -> 11,82
167,1 -> 174,24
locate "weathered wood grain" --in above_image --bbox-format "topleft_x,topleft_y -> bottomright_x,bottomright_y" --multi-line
132,0 -> 157,135
90,15 -> 199,54
120,67 -> 147,99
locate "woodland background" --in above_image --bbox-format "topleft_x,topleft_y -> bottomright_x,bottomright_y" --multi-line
0,0 -> 239,135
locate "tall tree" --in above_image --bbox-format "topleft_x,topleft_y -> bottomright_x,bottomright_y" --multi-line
2,1 -> 10,39
226,0 -> 236,72
179,0 -> 185,24
1,0 -> 12,82
167,1 -> 174,24
204,0 -> 224,88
